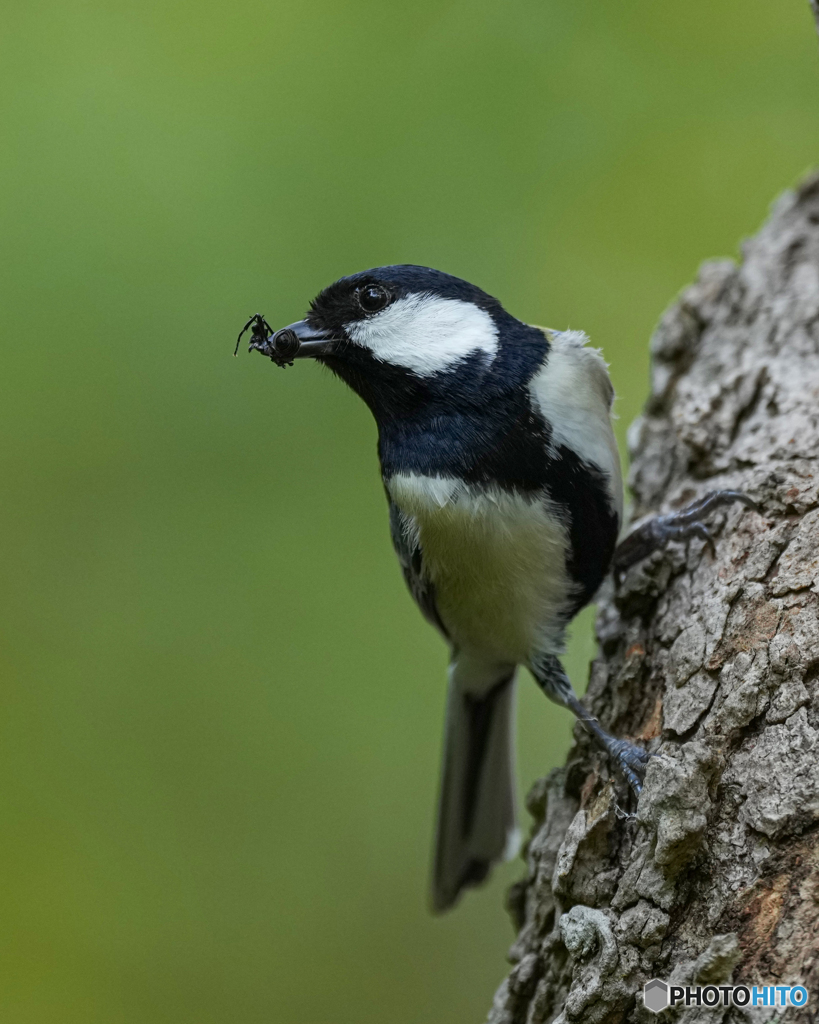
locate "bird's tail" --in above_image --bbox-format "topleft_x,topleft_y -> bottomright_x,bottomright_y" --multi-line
431,659 -> 519,913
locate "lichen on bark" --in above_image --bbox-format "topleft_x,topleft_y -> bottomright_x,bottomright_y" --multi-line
489,174 -> 819,1024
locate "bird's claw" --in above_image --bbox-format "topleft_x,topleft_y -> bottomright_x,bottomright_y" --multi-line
613,490 -> 757,582
606,738 -> 653,795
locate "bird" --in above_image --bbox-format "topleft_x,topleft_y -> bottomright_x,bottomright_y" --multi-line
243,264 -> 751,912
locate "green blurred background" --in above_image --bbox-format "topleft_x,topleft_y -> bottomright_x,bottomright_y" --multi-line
0,1 -> 817,1021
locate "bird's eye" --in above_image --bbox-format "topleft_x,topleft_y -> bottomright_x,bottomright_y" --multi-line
356,284 -> 390,314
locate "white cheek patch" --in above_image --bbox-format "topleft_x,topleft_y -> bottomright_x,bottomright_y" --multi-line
345,294 -> 499,375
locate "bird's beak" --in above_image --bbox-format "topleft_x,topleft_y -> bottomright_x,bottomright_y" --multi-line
251,320 -> 335,365
281,320 -> 335,359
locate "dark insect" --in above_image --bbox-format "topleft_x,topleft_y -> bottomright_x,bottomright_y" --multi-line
234,313 -> 274,357
233,314 -> 300,367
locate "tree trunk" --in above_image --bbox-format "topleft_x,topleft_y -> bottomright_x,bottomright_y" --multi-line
488,173 -> 819,1024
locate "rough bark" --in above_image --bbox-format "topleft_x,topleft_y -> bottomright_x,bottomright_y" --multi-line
488,174 -> 819,1024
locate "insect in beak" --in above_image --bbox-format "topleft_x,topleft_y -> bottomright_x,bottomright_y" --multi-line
233,314 -> 333,366
234,314 -> 275,357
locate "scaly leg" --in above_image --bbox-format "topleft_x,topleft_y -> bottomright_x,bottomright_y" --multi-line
612,490 -> 756,584
531,655 -> 651,794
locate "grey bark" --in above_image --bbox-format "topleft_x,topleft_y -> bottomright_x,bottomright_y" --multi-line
488,174 -> 819,1024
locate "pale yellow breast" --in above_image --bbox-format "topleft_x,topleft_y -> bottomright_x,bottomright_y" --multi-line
388,474 -> 574,664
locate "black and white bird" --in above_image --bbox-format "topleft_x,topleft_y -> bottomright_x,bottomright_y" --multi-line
244,265 -> 748,911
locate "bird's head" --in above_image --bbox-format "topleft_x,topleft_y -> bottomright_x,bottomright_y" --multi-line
255,265 -> 546,418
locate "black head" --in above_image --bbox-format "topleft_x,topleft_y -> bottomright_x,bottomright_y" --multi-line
305,265 -> 505,342
258,265 -> 548,419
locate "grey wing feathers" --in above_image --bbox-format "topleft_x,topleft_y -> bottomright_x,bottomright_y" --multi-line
388,501 -> 449,639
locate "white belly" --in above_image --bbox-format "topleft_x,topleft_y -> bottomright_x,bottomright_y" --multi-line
388,473 -> 574,664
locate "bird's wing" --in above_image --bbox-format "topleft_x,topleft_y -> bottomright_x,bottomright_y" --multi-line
388,500 -> 449,640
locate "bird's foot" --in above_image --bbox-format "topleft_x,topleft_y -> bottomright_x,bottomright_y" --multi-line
613,490 -> 757,584
603,737 -> 653,795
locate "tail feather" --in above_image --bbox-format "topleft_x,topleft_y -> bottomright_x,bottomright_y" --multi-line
431,662 -> 518,912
